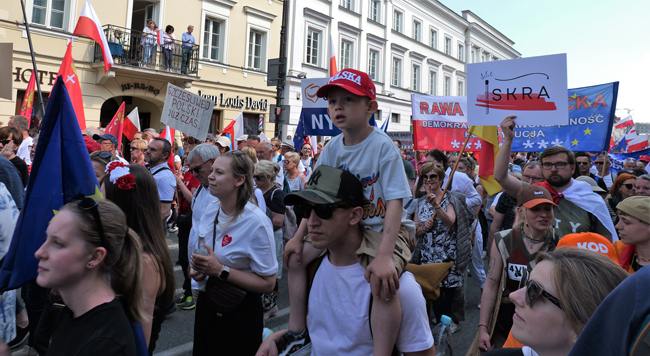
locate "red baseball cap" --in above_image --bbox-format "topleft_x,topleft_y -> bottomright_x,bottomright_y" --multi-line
639,155 -> 650,162
316,69 -> 376,100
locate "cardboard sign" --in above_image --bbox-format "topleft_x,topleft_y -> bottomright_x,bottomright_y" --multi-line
467,54 -> 568,126
161,83 -> 213,141
411,94 -> 467,123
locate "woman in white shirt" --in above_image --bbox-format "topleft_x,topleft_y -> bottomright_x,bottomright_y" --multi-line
162,25 -> 175,72
190,151 -> 277,356
141,21 -> 156,66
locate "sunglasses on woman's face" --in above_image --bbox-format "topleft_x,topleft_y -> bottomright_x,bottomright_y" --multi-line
518,269 -> 562,310
295,202 -> 351,220
622,183 -> 636,190
423,174 -> 438,181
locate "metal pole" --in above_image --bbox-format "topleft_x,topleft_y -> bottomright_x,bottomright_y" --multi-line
20,0 -> 47,117
274,0 -> 289,140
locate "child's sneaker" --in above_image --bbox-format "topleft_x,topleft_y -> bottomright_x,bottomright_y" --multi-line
276,329 -> 311,356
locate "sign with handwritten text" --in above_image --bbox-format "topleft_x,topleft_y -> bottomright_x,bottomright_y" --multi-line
467,54 -> 568,126
161,83 -> 213,141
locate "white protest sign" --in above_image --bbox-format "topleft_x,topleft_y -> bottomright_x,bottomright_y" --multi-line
467,53 -> 568,126
302,78 -> 329,108
161,83 -> 213,141
412,94 -> 467,123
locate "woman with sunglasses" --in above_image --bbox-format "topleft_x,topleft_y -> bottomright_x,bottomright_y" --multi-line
411,163 -> 461,330
483,248 -> 627,356
477,185 -> 559,352
605,173 -> 637,225
130,139 -> 148,166
0,199 -> 146,356
190,151 -> 277,356
89,150 -> 119,182
0,126 -> 27,187
253,160 -> 285,317
101,163 -> 175,354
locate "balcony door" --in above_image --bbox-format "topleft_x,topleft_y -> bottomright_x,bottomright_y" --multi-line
131,0 -> 158,32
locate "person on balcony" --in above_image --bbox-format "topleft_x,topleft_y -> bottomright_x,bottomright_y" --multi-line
181,25 -> 196,74
108,29 -> 124,60
142,20 -> 157,67
162,25 -> 175,72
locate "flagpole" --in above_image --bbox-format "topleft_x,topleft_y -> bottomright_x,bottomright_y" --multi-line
19,0 -> 46,118
426,133 -> 472,223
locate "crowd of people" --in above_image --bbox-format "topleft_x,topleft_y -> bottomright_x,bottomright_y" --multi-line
0,67 -> 649,356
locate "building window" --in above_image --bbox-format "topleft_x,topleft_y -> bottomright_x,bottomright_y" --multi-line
430,29 -> 437,49
340,40 -> 352,70
392,58 -> 401,86
412,64 -> 420,91
444,37 -> 452,56
368,50 -> 378,80
413,21 -> 421,41
393,11 -> 403,32
457,80 -> 464,96
369,0 -> 380,22
341,0 -> 353,10
391,112 -> 400,123
481,53 -> 486,62
32,0 -> 67,29
306,29 -> 320,66
444,76 -> 451,96
247,30 -> 265,70
203,18 -> 223,61
429,71 -> 437,95
458,44 -> 464,61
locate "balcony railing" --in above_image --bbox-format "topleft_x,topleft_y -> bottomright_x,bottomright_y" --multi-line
94,25 -> 199,76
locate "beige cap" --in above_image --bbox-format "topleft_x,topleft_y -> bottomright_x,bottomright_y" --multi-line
576,176 -> 606,193
616,196 -> 650,225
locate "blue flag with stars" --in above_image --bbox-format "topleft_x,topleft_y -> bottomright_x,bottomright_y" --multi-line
293,111 -> 306,152
0,77 -> 102,292
511,82 -> 618,153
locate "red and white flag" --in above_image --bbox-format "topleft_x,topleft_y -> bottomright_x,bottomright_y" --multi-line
156,29 -> 164,46
628,135 -> 649,152
615,115 -> 634,129
53,41 -> 86,130
72,0 -> 113,73
308,136 -> 318,156
329,33 -> 338,76
160,126 -> 176,172
221,110 -> 244,150
105,102 -> 125,151
19,72 -> 36,125
123,107 -> 141,141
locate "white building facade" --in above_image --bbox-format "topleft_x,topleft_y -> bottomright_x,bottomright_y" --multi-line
281,0 -> 521,135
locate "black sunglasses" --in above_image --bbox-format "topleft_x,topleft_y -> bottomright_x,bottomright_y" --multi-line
295,202 -> 351,220
622,183 -> 636,190
519,269 -> 562,310
189,160 -> 211,175
423,174 -> 438,181
0,140 -> 11,146
70,194 -> 106,247
253,175 -> 266,181
577,162 -> 590,166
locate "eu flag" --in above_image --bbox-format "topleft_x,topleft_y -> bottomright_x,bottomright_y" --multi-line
293,110 -> 306,151
0,77 -> 101,292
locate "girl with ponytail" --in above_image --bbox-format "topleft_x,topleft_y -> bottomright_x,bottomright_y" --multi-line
0,198 -> 145,356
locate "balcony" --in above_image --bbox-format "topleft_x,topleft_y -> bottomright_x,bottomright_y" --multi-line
94,25 -> 199,76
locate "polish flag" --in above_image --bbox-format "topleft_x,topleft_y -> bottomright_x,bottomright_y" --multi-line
625,128 -> 637,143
72,0 -> 113,73
156,29 -> 164,45
615,116 -> 634,129
329,33 -> 338,76
104,102 -> 125,151
53,41 -> 86,130
308,136 -> 318,156
160,126 -> 176,172
627,135 -> 649,152
123,107 -> 141,141
221,110 -> 244,150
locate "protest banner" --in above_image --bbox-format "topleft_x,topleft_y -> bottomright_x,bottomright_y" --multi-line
387,131 -> 413,149
467,53 -> 568,126
510,82 -> 618,153
161,83 -> 213,141
609,147 -> 650,173
411,94 -> 492,151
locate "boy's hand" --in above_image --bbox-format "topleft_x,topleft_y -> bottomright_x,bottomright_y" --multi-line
282,235 -> 305,268
365,255 -> 400,301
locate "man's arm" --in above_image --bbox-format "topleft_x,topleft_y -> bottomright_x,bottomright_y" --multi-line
452,172 -> 482,212
161,202 -> 172,221
494,116 -> 524,198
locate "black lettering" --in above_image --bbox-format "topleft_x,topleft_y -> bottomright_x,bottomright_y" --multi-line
522,87 -> 533,99
21,69 -> 32,83
49,72 -> 57,86
507,87 -> 517,100
538,86 -> 550,99
13,67 -> 22,82
492,88 -> 502,101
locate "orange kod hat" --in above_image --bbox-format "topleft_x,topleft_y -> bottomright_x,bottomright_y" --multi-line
557,232 -> 618,263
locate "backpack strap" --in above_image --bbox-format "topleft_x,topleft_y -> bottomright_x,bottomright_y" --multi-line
152,166 -> 171,176
191,185 -> 204,210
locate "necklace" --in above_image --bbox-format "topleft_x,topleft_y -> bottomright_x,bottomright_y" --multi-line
521,226 -> 546,250
636,251 -> 650,264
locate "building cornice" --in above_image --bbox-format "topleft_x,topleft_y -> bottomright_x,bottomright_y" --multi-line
391,42 -> 408,54
427,58 -> 442,67
338,21 -> 362,36
206,0 -> 237,8
303,8 -> 332,23
367,33 -> 387,44
244,6 -> 277,20
409,51 -> 426,62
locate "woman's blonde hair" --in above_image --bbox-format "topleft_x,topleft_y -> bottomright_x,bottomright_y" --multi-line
534,248 -> 628,336
255,160 -> 281,180
61,199 -> 146,322
414,162 -> 445,195
222,151 -> 257,219
242,146 -> 257,163
131,139 -> 147,150
284,151 -> 300,164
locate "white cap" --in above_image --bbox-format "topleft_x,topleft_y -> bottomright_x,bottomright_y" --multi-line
235,135 -> 248,142
216,136 -> 231,148
282,139 -> 295,149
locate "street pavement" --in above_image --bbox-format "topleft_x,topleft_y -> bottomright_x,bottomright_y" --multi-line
153,232 -> 484,356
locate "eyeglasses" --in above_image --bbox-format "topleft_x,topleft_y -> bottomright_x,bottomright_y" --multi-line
252,175 -> 266,181
523,175 -> 545,183
622,183 -> 636,190
295,203 -> 351,220
577,162 -> 590,166
542,162 -> 569,170
518,269 -> 562,310
189,160 -> 211,175
0,140 -> 11,146
594,161 -> 605,166
423,174 -> 438,181
70,194 -> 106,247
